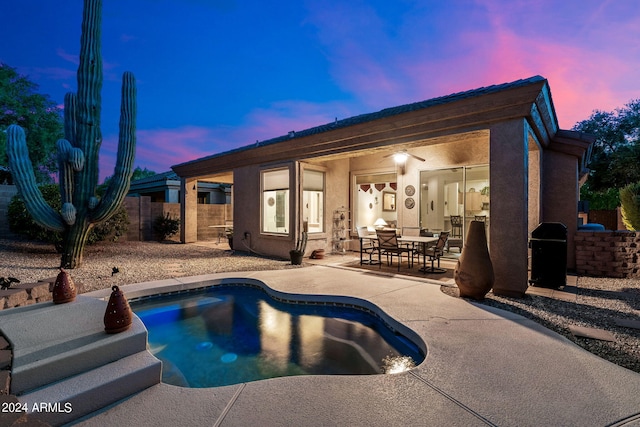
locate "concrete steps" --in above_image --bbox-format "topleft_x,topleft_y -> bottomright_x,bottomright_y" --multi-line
20,350 -> 161,426
0,295 -> 162,426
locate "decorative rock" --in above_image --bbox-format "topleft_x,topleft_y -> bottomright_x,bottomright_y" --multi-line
0,370 -> 9,395
52,268 -> 77,304
0,289 -> 29,309
454,221 -> 495,300
104,286 -> 133,334
0,350 -> 11,370
38,277 -> 58,292
14,282 -> 50,300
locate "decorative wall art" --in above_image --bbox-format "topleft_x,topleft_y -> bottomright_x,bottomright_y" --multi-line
382,191 -> 396,211
405,198 -> 415,209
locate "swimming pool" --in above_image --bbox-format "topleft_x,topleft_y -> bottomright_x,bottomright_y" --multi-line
131,283 -> 425,387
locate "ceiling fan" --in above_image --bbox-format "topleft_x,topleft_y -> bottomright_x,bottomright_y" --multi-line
383,150 -> 425,163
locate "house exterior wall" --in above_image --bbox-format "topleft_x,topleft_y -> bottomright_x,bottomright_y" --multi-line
490,119 -> 530,297
542,149 -> 580,270
232,159 -> 350,258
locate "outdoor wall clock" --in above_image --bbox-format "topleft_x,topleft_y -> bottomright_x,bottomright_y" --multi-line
405,197 -> 415,209
405,185 -> 415,196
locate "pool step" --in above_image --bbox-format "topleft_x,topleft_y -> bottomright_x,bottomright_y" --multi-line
0,295 -> 162,425
3,296 -> 150,395
19,350 -> 161,426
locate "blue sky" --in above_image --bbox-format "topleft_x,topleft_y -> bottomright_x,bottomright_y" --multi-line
2,0 -> 639,182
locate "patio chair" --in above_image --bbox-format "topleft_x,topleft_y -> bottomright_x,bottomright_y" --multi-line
423,231 -> 450,273
357,226 -> 380,265
376,229 -> 414,271
401,226 -> 422,264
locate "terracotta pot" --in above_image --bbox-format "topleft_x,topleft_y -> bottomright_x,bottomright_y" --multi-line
104,285 -> 133,334
310,249 -> 325,259
454,221 -> 494,300
52,268 -> 77,304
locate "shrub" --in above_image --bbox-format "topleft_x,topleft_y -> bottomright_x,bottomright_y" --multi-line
87,204 -> 129,244
619,182 -> 640,231
153,213 -> 180,241
7,184 -> 129,249
8,184 -> 62,244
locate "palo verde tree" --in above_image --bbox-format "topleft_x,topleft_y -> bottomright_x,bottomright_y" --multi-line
6,0 -> 136,268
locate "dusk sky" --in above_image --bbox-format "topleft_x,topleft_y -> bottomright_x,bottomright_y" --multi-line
2,0 -> 639,182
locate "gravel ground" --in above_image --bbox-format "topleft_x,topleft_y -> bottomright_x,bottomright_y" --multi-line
0,238 -> 297,293
2,238 -> 639,374
441,277 -> 640,374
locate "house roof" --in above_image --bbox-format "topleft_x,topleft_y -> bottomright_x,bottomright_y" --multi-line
172,76 -> 589,179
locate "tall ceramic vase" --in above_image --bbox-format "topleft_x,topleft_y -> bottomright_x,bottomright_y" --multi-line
454,221 -> 494,300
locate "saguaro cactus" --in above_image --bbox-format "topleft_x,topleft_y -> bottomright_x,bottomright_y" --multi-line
7,0 -> 136,268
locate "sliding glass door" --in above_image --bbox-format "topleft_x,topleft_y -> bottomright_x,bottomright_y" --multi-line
419,165 -> 489,248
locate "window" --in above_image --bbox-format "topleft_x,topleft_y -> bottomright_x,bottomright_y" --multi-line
262,169 -> 290,234
303,169 -> 324,233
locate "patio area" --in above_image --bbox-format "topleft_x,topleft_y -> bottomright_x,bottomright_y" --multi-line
54,265 -> 640,425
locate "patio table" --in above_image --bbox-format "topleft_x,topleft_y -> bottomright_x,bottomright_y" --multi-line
397,235 -> 439,273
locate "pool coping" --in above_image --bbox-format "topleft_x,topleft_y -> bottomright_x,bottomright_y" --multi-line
57,266 -> 640,425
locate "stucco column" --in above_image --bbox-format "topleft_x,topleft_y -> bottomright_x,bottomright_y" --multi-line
180,177 -> 198,243
489,119 -> 529,297
542,150 -> 578,270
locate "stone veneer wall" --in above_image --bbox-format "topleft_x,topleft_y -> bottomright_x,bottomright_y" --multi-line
574,231 -> 639,278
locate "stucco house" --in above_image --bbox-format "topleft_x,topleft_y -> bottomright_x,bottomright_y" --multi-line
172,76 -> 594,297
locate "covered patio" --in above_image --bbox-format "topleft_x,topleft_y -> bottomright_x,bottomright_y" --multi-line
172,76 -> 593,297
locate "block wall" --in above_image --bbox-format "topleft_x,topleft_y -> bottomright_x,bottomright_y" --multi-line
574,231 -> 639,278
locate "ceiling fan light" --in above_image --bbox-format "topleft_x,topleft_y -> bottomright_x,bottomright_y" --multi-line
393,152 -> 408,163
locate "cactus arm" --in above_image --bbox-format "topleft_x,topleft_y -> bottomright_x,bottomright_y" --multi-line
6,125 -> 65,232
76,0 -> 103,204
92,71 -> 136,223
57,93 -> 84,226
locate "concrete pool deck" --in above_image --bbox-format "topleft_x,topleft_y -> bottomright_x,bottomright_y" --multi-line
65,263 -> 640,427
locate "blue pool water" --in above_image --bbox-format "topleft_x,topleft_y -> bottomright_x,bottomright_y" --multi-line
131,284 -> 425,388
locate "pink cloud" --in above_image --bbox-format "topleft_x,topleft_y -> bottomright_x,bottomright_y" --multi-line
305,0 -> 640,130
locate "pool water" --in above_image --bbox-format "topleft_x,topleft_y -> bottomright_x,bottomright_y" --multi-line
132,285 -> 425,388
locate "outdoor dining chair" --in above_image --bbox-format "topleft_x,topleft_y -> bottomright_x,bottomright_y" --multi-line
401,226 -> 422,264
376,229 -> 414,271
357,226 -> 380,265
423,231 -> 450,273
